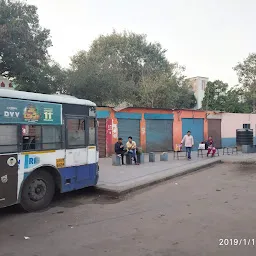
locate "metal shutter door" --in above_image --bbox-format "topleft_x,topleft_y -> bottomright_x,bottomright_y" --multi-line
182,118 -> 204,150
117,119 -> 140,146
146,119 -> 173,152
97,119 -> 106,158
208,119 -> 221,148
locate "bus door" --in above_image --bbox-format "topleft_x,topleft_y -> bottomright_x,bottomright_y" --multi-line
0,154 -> 18,208
65,116 -> 90,185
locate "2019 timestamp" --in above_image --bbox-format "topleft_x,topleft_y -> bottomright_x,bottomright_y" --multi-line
219,238 -> 255,246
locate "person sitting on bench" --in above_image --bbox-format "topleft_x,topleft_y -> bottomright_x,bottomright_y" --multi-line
206,136 -> 216,157
115,137 -> 125,165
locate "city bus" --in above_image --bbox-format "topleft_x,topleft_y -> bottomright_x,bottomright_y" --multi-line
0,89 -> 99,212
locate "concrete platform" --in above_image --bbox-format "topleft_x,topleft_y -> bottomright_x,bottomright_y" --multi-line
96,152 -> 256,195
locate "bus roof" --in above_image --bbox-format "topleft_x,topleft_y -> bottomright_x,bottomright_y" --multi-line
0,89 -> 96,107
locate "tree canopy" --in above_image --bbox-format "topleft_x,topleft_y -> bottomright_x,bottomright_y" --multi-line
0,0 -> 69,94
0,1 -> 197,109
202,80 -> 252,113
67,31 -> 196,108
202,53 -> 256,113
233,53 -> 256,112
0,0 -> 51,85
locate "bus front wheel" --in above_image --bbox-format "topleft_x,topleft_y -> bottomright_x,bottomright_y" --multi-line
20,170 -> 55,212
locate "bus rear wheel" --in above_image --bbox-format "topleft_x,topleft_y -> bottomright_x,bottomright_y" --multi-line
20,170 -> 55,212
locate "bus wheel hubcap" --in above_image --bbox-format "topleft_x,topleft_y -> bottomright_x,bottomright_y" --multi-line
29,180 -> 47,201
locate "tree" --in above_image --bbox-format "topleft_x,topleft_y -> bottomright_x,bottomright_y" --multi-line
138,73 -> 196,109
0,0 -> 52,88
86,30 -> 171,87
16,61 -> 68,94
202,80 -> 251,113
68,31 -> 196,108
169,81 -> 196,109
234,53 -> 256,112
202,80 -> 229,111
138,73 -> 168,108
68,31 -> 171,105
225,87 -> 252,113
68,51 -> 133,105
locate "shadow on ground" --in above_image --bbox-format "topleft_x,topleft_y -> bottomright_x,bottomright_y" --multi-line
0,186 -> 127,218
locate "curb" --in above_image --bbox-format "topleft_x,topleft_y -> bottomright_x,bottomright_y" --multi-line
222,160 -> 256,165
95,160 -> 222,196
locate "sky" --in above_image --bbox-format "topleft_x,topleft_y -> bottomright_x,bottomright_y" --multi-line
26,0 -> 256,86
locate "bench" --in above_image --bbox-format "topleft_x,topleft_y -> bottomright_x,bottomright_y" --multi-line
173,150 -> 187,160
222,147 -> 238,155
197,148 -> 220,158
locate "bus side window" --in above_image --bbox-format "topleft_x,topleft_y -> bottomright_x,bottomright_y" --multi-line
67,119 -> 86,148
42,126 -> 62,150
22,125 -> 41,151
89,118 -> 96,145
0,125 -> 18,153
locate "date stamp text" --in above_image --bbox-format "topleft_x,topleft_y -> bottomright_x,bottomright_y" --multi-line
219,238 -> 255,246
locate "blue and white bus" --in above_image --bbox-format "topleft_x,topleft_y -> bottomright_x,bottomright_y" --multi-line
0,89 -> 99,211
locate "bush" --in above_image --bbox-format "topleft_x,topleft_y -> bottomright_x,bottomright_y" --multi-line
136,147 -> 143,155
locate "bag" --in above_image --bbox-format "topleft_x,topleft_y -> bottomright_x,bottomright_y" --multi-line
175,144 -> 182,151
198,143 -> 205,150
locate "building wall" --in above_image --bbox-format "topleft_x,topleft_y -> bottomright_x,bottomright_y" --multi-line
188,76 -> 209,109
97,107 -> 209,154
173,110 -> 208,147
221,113 -> 256,147
97,107 -> 256,156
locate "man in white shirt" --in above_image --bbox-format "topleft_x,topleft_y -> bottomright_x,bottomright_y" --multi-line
181,130 -> 194,160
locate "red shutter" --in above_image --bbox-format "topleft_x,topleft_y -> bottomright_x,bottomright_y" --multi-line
98,119 -> 106,158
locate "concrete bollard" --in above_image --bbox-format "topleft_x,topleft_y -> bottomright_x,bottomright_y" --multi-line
160,152 -> 168,161
137,153 -> 144,164
149,152 -> 155,162
126,154 -> 133,165
112,155 -> 121,166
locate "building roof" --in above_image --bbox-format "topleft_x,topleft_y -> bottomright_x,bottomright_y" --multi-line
0,89 -> 96,106
97,106 -> 206,112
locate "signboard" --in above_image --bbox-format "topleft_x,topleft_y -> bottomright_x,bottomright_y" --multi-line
106,118 -> 113,156
0,98 -> 62,125
56,158 -> 65,168
24,154 -> 40,169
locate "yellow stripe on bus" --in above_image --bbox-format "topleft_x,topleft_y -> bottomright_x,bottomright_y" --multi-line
21,150 -> 56,155
88,146 -> 96,149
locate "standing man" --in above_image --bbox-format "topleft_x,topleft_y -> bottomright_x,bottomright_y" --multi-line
115,137 -> 125,165
181,130 -> 194,160
126,136 -> 139,165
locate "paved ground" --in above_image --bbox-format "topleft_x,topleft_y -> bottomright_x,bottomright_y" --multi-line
97,151 -> 254,194
1,162 -> 256,256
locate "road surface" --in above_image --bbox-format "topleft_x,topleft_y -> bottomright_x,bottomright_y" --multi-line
1,163 -> 256,256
